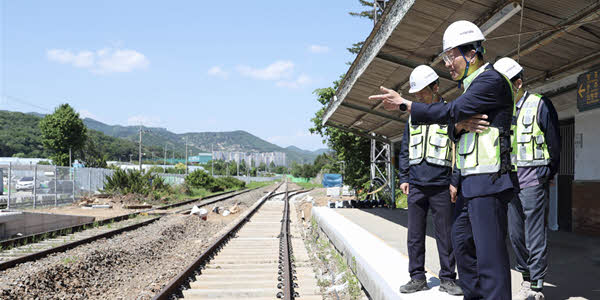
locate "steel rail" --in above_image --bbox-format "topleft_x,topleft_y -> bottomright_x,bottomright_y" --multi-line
0,216 -> 160,271
151,181 -> 285,300
151,181 -> 311,300
0,188 -> 253,250
0,186 -> 266,271
277,184 -> 296,299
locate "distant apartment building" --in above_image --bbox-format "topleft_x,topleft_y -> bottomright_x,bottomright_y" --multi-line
212,151 -> 286,167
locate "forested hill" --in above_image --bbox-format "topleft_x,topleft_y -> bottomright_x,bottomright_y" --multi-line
0,111 -> 329,163
82,118 -> 327,163
0,110 -> 148,161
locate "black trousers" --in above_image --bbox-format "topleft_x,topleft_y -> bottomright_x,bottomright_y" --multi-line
452,190 -> 512,300
407,184 -> 456,282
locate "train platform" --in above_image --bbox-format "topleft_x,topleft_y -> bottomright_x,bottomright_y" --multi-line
312,206 -> 600,300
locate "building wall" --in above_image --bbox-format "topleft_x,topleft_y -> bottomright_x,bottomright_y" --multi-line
572,108 -> 600,234
574,109 -> 600,181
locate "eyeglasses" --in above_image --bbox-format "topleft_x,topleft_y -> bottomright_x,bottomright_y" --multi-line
440,51 -> 457,65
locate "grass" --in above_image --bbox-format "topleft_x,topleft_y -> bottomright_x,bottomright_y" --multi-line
396,192 -> 408,209
309,217 -> 363,300
62,256 -> 78,264
246,180 -> 280,189
294,182 -> 323,190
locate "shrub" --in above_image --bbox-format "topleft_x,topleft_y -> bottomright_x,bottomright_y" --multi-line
185,170 -> 215,189
216,176 -> 246,190
103,169 -> 171,196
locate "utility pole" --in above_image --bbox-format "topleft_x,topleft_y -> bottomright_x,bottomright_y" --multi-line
185,137 -> 189,174
211,144 -> 214,176
164,143 -> 167,168
138,126 -> 143,171
69,148 -> 72,168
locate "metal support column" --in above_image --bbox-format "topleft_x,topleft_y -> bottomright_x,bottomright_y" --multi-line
54,166 -> 58,206
389,143 -> 396,209
7,162 -> 11,209
33,164 -> 37,209
370,135 -> 394,207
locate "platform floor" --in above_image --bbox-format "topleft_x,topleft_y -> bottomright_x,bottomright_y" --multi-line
316,207 -> 600,300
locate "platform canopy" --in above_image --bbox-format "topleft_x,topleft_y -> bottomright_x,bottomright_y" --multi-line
322,0 -> 600,143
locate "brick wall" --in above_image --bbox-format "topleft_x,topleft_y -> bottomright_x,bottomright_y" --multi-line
572,181 -> 600,235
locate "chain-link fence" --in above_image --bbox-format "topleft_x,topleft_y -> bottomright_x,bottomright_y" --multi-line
0,163 -> 114,209
156,173 -> 186,185
0,164 -> 282,209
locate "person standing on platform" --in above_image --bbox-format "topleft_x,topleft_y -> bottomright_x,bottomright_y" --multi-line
388,65 -> 462,295
494,57 -> 560,300
370,20 -> 517,299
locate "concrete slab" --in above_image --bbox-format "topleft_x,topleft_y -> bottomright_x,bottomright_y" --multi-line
326,207 -> 600,300
312,207 -> 460,300
0,210 -> 94,240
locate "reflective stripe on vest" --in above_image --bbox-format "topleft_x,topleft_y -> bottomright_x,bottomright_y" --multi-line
408,117 -> 452,167
515,93 -> 550,167
456,64 -> 514,176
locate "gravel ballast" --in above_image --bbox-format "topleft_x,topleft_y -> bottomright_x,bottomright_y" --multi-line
0,187 -> 274,300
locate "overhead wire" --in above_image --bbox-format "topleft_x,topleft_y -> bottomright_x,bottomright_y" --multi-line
1,94 -> 53,112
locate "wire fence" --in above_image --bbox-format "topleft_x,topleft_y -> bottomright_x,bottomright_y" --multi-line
0,164 -> 282,209
0,163 -> 114,209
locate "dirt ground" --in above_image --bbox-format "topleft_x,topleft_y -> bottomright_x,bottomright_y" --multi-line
27,205 -> 148,220
295,188 -> 357,222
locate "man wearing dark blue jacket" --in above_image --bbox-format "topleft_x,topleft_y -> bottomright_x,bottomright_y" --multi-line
494,57 -> 560,300
371,20 -> 517,299
391,65 -> 462,295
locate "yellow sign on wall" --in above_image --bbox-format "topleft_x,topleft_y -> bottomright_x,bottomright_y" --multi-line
577,70 -> 600,112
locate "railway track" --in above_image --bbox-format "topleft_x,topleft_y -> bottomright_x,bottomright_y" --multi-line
153,182 -> 321,300
0,186 -> 270,271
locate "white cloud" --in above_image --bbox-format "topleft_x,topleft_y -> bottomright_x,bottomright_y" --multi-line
207,66 -> 229,79
95,49 -> 149,73
47,49 -> 95,68
237,60 -> 294,80
308,45 -> 330,54
127,115 -> 162,127
78,109 -> 99,120
47,47 -> 149,74
276,74 -> 312,89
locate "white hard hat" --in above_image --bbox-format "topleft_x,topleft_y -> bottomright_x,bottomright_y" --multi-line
409,65 -> 439,93
442,20 -> 485,53
493,57 -> 523,80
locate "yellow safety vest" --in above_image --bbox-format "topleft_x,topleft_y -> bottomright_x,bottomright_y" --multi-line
408,116 -> 452,167
514,93 -> 550,166
456,65 -> 515,176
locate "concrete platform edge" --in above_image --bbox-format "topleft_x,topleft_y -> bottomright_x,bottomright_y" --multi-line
312,207 -> 459,300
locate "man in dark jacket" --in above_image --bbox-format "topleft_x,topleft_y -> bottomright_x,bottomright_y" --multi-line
390,65 -> 462,295
371,20 -> 517,300
494,57 -> 560,300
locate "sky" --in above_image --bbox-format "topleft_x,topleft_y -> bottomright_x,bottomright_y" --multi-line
1,1 -> 374,151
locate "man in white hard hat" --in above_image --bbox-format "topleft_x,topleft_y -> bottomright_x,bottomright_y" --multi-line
371,20 -> 517,299
386,65 -> 462,295
494,57 -> 560,300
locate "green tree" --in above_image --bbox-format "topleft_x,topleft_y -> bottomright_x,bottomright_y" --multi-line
347,1 -> 382,54
308,1 -> 378,189
39,104 -> 87,166
174,162 -> 186,174
310,80 -> 371,190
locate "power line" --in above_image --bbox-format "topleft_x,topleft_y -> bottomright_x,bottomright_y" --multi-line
1,94 -> 53,112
